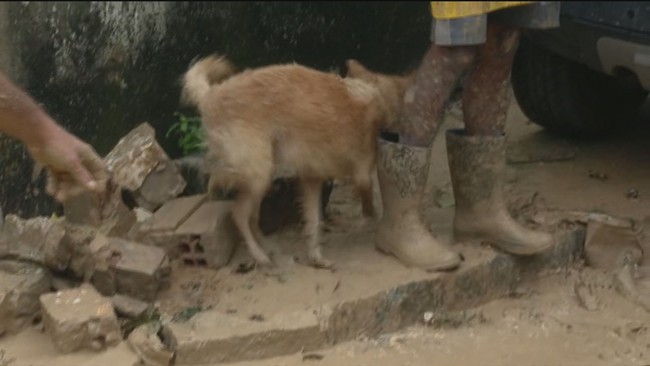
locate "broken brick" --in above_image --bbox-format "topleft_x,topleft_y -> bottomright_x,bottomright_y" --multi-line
91,237 -> 171,302
40,284 -> 122,354
174,200 -> 239,269
63,181 -> 136,238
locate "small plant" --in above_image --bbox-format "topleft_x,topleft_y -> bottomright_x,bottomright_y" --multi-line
166,112 -> 206,156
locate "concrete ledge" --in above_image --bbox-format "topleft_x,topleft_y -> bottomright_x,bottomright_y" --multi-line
163,226 -> 585,365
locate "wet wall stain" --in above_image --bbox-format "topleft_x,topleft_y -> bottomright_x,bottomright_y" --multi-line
0,1 -> 431,217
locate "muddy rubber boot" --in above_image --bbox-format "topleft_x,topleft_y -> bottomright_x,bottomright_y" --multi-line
446,129 -> 554,255
375,137 -> 461,271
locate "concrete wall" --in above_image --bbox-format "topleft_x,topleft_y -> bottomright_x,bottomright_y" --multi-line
0,1 -> 431,217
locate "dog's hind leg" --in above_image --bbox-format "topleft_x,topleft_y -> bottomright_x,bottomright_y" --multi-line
300,177 -> 333,269
232,185 -> 273,266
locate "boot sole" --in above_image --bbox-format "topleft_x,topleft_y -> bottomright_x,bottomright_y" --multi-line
375,243 -> 461,272
453,231 -> 554,256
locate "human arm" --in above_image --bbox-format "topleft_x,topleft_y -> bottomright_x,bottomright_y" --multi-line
0,71 -> 108,202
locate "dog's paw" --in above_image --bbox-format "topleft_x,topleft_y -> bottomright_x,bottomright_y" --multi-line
308,256 -> 335,270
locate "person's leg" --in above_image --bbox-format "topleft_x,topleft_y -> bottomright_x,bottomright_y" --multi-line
445,22 -> 553,255
375,15 -> 481,271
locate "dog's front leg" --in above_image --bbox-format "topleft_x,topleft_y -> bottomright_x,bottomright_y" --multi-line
301,178 -> 333,269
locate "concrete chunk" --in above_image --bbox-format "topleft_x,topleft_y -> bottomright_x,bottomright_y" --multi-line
40,284 -> 122,354
0,215 -> 69,271
0,260 -> 51,335
91,237 -> 171,302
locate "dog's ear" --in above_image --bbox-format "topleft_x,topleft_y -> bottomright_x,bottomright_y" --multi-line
346,59 -> 370,77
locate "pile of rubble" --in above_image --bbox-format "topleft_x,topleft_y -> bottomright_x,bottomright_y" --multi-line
0,122 -> 259,364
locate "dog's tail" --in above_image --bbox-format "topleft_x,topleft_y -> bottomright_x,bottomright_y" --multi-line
180,54 -> 237,107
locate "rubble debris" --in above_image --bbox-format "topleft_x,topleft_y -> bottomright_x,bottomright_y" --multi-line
574,278 -> 599,311
585,220 -> 643,270
173,306 -> 203,322
233,262 -> 256,275
506,133 -> 576,164
127,323 -> 173,366
587,170 -> 609,181
0,260 -> 51,335
422,310 -> 487,328
0,215 -> 69,271
249,314 -> 265,322
615,263 -> 650,312
104,122 -> 186,212
626,189 -> 640,200
302,353 -> 325,361
91,236 -> 171,302
112,294 -> 151,319
40,284 -> 122,354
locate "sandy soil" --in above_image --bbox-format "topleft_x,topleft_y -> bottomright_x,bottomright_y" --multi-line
0,98 -> 649,366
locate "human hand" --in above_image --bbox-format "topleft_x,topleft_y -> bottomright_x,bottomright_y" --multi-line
27,125 -> 108,203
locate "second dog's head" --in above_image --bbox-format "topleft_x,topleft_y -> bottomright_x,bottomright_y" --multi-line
345,60 -> 415,133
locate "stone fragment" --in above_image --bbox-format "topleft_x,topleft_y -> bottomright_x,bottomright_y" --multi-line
0,215 -> 69,271
40,284 -> 122,354
0,260 -> 51,335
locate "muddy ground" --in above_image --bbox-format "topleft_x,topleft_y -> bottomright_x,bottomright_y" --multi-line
1,96 -> 649,365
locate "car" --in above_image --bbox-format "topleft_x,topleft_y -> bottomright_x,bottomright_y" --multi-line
511,1 -> 650,139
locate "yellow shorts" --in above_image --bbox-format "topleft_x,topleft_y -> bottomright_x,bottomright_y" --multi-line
429,1 -> 561,46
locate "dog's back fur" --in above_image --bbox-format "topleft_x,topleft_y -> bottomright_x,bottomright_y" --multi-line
181,54 -> 413,268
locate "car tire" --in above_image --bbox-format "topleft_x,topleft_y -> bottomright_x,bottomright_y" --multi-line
511,36 -> 648,139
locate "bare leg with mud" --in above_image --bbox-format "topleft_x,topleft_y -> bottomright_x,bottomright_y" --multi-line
374,44 -> 474,271
446,24 -> 554,255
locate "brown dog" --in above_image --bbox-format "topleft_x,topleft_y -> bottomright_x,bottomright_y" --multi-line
181,55 -> 413,268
